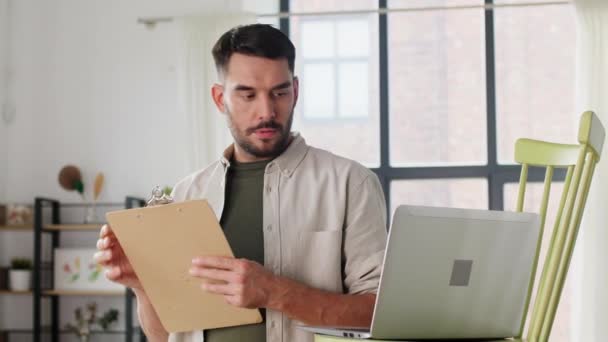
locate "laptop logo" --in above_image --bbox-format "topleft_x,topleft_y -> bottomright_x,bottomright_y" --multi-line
449,260 -> 473,286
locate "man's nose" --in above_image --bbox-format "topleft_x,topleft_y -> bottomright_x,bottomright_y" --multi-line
257,95 -> 277,120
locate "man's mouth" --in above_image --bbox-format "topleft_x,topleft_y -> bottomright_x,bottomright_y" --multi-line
254,128 -> 278,139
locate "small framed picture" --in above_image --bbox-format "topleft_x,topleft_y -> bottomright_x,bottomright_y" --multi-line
6,204 -> 33,226
54,249 -> 123,291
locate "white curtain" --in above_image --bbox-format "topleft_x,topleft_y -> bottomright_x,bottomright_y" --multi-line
572,0 -> 608,340
176,12 -> 255,173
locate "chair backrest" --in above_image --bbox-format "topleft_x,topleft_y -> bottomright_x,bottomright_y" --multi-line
514,111 -> 605,342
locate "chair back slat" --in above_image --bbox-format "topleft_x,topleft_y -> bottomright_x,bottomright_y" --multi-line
516,164 -> 529,212
517,111 -> 604,342
539,152 -> 598,341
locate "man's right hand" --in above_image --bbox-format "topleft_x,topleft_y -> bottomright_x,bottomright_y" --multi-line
94,224 -> 142,290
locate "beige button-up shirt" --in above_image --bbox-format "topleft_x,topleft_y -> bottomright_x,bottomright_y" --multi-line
169,133 -> 387,342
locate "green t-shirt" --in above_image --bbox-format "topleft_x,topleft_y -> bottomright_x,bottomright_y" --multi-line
204,159 -> 270,342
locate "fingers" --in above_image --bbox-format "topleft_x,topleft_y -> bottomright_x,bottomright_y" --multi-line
189,267 -> 242,283
105,266 -> 122,281
96,236 -> 115,250
192,256 -> 238,271
201,282 -> 241,296
93,249 -> 112,266
99,224 -> 115,238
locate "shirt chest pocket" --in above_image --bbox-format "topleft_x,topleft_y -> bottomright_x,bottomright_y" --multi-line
294,230 -> 344,293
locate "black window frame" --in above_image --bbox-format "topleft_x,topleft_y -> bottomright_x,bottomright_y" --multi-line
281,0 -> 568,221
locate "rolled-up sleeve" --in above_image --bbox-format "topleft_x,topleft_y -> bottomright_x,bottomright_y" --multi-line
342,173 -> 388,294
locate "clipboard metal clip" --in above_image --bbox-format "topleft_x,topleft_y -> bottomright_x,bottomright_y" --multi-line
147,186 -> 174,207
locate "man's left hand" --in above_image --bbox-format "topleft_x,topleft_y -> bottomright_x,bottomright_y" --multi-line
189,256 -> 279,309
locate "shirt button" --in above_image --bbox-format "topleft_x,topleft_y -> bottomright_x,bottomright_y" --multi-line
266,185 -> 272,193
266,225 -> 272,232
270,320 -> 276,328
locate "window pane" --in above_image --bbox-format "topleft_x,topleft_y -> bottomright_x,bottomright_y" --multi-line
337,19 -> 370,57
291,13 -> 380,166
301,21 -> 335,58
504,182 -> 573,342
495,4 -> 576,163
339,62 -> 369,118
290,0 -> 377,13
391,179 -> 488,215
390,0 -> 481,8
495,0 -> 563,3
388,6 -> 487,166
302,63 -> 335,119
248,0 -> 279,27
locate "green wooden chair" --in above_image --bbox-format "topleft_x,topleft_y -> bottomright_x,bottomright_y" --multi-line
314,111 -> 605,342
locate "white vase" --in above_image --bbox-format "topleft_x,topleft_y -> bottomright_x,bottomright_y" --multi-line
9,270 -> 31,291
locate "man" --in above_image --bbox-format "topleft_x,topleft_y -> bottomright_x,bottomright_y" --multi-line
95,24 -> 387,342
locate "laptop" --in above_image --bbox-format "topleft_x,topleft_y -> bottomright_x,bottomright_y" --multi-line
298,205 -> 540,340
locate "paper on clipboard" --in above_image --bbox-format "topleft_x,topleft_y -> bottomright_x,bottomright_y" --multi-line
105,199 -> 262,333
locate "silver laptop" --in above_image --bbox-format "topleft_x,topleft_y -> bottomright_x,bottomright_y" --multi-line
298,205 -> 540,340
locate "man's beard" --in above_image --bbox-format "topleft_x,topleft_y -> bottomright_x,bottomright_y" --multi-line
226,107 -> 294,159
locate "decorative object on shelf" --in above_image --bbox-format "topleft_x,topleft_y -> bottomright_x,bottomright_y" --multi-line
0,266 -> 8,289
65,302 -> 119,342
146,185 -> 174,206
9,257 -> 32,291
0,204 -> 6,225
58,165 -> 85,198
58,165 -> 108,223
54,249 -> 123,291
5,204 -> 33,226
84,173 -> 105,224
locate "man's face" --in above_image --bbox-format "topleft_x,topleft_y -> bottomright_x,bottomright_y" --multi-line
212,53 -> 299,161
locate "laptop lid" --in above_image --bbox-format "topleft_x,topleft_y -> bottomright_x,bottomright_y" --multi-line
370,205 -> 540,340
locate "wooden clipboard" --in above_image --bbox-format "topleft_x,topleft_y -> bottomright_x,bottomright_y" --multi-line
105,199 -> 262,333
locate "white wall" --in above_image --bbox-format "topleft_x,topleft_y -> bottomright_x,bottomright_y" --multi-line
0,0 -> 8,203
0,0 -> 254,337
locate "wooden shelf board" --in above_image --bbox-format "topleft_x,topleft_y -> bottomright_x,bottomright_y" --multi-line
0,328 -> 131,335
43,289 -> 125,296
43,224 -> 102,231
0,290 -> 32,295
0,225 -> 33,232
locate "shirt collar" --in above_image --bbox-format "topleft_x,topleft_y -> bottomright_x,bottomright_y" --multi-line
219,132 -> 309,178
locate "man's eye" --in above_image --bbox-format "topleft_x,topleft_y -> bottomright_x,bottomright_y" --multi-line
242,93 -> 255,100
274,92 -> 288,97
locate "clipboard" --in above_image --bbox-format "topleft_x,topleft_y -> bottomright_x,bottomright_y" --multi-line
105,199 -> 263,333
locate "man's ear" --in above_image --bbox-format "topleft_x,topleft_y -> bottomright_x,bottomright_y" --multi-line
211,83 -> 226,113
292,76 -> 299,108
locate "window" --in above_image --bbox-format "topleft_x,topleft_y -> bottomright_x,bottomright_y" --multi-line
494,2 -> 577,163
284,1 -> 577,339
298,18 -> 371,120
289,1 -> 380,166
388,2 -> 487,166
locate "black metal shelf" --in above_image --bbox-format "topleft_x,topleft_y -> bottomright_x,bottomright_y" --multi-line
31,196 -> 147,342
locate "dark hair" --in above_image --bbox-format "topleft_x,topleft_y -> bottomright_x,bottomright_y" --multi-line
212,24 -> 296,76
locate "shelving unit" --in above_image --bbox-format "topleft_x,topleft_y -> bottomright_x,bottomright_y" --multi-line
0,290 -> 32,295
0,208 -> 35,342
32,196 -> 146,342
42,289 -> 126,296
42,224 -> 100,231
0,225 -> 33,232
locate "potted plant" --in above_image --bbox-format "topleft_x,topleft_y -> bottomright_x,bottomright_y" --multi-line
65,302 -> 119,342
9,258 -> 32,291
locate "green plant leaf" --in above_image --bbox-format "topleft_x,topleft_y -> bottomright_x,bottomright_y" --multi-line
70,273 -> 80,283
74,180 -> 84,195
